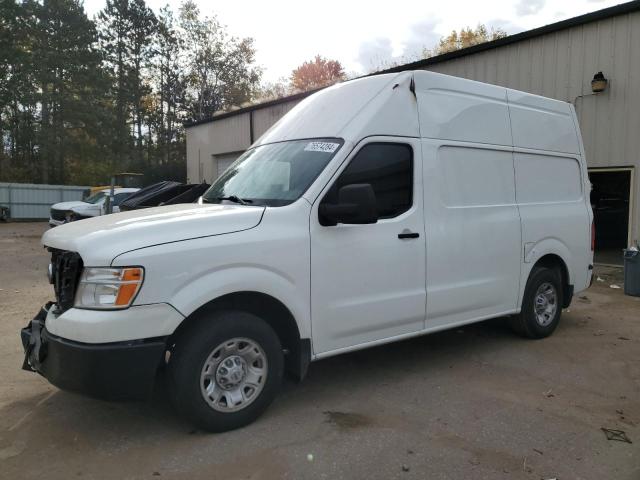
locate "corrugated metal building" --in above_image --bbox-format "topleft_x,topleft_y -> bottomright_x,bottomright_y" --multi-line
0,183 -> 90,220
185,1 -> 640,259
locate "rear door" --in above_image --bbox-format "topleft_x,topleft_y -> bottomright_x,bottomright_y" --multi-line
310,137 -> 426,355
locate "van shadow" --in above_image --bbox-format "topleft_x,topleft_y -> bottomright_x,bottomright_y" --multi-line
4,317 -> 524,440
280,317 -> 518,399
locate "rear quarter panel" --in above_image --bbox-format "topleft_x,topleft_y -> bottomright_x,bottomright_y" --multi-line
508,91 -> 593,298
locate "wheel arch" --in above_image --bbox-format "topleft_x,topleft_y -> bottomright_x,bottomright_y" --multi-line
168,291 -> 311,381
531,253 -> 572,308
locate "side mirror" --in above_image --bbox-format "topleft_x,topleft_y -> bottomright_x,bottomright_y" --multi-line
319,183 -> 378,226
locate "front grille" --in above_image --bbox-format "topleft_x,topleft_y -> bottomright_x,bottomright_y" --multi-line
49,249 -> 83,313
50,209 -> 66,221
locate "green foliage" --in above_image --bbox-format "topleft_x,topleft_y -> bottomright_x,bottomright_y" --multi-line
0,0 -> 261,186
427,24 -> 508,56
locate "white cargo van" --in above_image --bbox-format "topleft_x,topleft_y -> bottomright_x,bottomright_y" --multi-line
21,71 -> 594,432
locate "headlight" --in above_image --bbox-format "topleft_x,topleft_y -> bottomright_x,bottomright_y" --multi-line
75,267 -> 144,310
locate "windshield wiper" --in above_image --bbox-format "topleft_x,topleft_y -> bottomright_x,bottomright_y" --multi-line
215,195 -> 252,205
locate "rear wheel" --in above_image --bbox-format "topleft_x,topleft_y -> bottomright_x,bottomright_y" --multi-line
168,310 -> 284,432
510,266 -> 563,339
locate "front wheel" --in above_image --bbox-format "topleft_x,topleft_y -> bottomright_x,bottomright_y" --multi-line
167,310 -> 284,432
510,266 -> 563,339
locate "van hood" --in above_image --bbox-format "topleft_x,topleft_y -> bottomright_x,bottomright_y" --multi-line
42,203 -> 265,265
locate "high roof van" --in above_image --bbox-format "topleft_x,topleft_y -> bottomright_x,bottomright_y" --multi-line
22,71 -> 594,432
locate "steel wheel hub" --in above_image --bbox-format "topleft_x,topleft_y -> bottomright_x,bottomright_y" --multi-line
534,282 -> 557,326
215,355 -> 247,389
200,338 -> 268,413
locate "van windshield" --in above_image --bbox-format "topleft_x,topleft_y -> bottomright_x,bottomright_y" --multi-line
202,139 -> 343,207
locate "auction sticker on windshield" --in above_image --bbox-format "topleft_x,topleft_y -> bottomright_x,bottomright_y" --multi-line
304,142 -> 340,153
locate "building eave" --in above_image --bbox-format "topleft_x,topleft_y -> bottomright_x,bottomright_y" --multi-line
184,87 -> 324,128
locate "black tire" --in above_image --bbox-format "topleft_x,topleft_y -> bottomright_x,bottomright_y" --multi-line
510,266 -> 563,339
167,310 -> 283,432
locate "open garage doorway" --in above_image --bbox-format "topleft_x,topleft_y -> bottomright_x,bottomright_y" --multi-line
589,168 -> 633,266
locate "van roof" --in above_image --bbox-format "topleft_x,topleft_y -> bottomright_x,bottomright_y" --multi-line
255,70 -> 580,155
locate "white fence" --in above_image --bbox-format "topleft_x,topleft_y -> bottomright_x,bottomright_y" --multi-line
0,182 -> 90,220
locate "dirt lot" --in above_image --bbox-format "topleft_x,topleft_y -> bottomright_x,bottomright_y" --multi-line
0,222 -> 638,479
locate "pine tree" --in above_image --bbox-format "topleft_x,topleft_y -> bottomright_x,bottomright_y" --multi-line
34,0 -> 108,183
98,0 -> 133,171
98,0 -> 156,172
153,5 -> 184,165
128,0 -> 156,168
0,0 -> 39,181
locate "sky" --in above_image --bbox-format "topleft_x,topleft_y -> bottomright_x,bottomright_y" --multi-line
82,0 -> 623,82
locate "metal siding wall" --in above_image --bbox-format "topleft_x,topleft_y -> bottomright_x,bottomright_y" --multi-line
0,183 -> 89,220
496,45 -> 509,86
208,114 -> 252,155
609,14 -> 630,167
626,16 -> 640,166
252,100 -> 300,139
186,113 -> 251,183
185,128 -> 200,184
627,15 -> 640,243
580,22 -> 600,162
541,34 -> 558,98
555,30 -> 571,101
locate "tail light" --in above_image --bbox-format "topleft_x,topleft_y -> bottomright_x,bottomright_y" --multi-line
591,219 -> 595,251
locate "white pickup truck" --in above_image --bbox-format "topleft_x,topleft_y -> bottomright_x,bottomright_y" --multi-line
48,187 -> 139,226
22,71 -> 593,432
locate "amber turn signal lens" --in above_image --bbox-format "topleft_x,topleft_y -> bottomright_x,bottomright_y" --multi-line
115,268 -> 144,306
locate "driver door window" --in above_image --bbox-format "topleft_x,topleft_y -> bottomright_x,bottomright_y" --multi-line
323,143 -> 413,219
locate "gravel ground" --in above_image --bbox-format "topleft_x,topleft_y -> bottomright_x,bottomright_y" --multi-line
0,222 -> 638,480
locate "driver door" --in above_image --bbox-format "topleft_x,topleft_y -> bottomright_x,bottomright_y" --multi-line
310,137 -> 426,355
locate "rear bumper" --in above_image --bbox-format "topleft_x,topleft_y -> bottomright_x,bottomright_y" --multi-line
21,306 -> 167,400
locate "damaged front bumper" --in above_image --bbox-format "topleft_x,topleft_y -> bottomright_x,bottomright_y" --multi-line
21,303 -> 167,400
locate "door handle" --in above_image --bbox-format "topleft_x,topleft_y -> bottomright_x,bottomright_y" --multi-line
398,231 -> 420,239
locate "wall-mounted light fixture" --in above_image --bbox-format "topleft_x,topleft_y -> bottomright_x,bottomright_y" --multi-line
591,71 -> 608,93
573,71 -> 609,106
